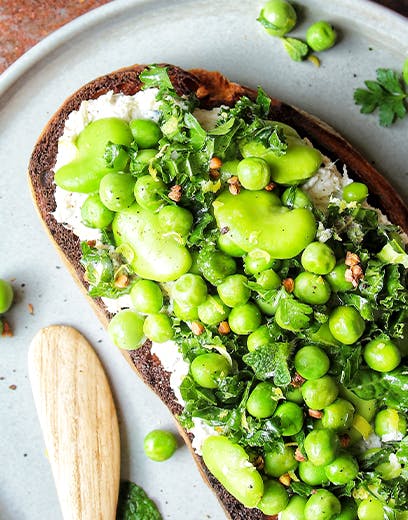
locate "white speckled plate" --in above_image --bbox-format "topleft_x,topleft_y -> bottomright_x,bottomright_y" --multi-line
0,1 -> 407,519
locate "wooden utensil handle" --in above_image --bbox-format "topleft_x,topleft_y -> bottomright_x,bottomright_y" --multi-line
28,326 -> 120,520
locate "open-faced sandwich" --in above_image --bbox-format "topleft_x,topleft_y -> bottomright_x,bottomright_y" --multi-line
28,64 -> 408,519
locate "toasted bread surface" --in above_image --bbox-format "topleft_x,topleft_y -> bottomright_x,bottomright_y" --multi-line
28,64 -> 408,520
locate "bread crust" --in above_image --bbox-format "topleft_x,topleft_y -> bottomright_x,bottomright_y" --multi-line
28,64 -> 408,520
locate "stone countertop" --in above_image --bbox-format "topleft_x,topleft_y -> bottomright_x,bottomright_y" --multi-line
0,0 -> 407,74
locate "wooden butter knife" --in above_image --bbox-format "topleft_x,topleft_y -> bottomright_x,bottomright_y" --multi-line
28,325 -> 120,520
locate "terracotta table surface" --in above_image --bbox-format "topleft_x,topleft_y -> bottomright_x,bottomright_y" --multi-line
0,0 -> 407,74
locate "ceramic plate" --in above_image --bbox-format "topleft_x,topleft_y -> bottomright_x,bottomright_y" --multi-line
1,1 -> 407,518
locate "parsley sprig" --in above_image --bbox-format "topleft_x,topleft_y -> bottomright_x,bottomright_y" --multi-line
354,67 -> 408,126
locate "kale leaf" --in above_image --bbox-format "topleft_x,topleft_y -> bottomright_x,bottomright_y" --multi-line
116,481 -> 162,520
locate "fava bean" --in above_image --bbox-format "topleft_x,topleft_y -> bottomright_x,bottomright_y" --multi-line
201,436 -> 264,508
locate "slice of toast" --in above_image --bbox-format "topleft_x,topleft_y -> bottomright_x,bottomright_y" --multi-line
28,64 -> 408,520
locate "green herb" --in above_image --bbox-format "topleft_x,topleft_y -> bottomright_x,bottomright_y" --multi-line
243,342 -> 292,386
139,65 -> 174,92
281,37 -> 309,62
116,481 -> 162,520
349,367 -> 408,412
80,242 -> 133,299
354,68 -> 408,126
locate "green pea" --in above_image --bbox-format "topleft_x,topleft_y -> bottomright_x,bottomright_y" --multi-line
335,498 -> 358,520
302,375 -> 339,410
376,456 -> 402,480
228,302 -> 262,335
246,382 -> 280,419
99,172 -> 135,211
131,148 -> 157,173
357,498 -> 385,520
301,241 -> 336,275
143,313 -> 174,343
325,454 -> 359,485
197,247 -> 237,286
322,399 -> 355,431
172,273 -> 208,307
259,0 -> 297,37
201,436 -> 264,508
258,479 -> 289,515
255,269 -> 281,290
304,489 -> 341,520
326,261 -> 354,292
134,175 -> 165,212
108,309 -> 145,350
0,279 -> 13,314
247,325 -> 272,351
244,249 -> 275,274
129,119 -> 161,148
293,272 -> 331,304
191,353 -> 231,389
237,157 -> 271,190
294,345 -> 330,380
298,460 -> 329,486
374,408 -> 407,439
130,279 -> 163,314
172,300 -> 199,321
286,386 -> 303,404
264,445 -> 298,477
328,306 -> 365,345
282,186 -> 312,209
342,182 -> 368,203
143,429 -> 177,461
306,21 -> 337,52
281,495 -> 307,520
364,337 -> 401,372
80,193 -> 114,228
217,274 -> 251,307
197,295 -> 230,326
304,429 -> 339,467
273,401 -> 304,436
158,205 -> 193,237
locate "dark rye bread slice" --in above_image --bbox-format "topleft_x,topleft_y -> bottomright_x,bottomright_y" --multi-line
28,64 -> 408,520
